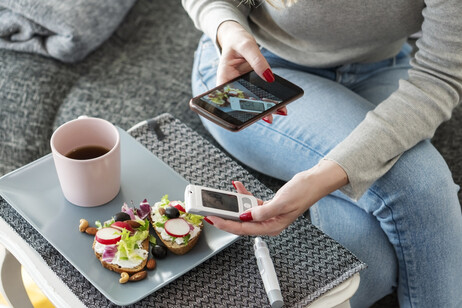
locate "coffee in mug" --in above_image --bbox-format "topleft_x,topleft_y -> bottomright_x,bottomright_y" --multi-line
50,117 -> 121,207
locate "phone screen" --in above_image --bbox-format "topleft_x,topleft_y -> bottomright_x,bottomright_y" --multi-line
190,71 -> 303,130
201,189 -> 239,212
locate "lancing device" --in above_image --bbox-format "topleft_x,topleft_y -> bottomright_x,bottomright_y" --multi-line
254,237 -> 284,308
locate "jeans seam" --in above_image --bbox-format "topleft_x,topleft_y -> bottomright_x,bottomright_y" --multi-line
368,187 -> 414,307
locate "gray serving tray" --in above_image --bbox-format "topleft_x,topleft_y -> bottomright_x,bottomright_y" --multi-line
0,128 -> 238,306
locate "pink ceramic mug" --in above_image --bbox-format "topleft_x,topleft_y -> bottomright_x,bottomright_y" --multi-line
50,117 -> 121,207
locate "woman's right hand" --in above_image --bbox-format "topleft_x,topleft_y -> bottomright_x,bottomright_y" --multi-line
216,21 -> 274,85
216,21 -> 286,122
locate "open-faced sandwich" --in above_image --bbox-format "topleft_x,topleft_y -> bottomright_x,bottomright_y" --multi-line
83,200 -> 156,282
150,195 -> 204,255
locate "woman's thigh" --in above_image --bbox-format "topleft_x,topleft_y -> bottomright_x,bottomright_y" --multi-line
310,195 -> 399,307
312,140 -> 462,307
361,140 -> 462,308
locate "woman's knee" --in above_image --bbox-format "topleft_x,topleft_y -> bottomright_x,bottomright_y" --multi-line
368,140 -> 460,221
310,199 -> 398,307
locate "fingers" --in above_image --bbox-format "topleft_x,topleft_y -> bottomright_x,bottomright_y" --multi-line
232,180 -> 251,195
206,215 -> 285,236
262,114 -> 273,124
232,181 -> 290,222
215,181 -> 299,236
276,106 -> 288,116
262,108 -> 288,124
246,198 -> 292,223
241,46 -> 273,83
216,57 -> 251,85
232,181 -> 264,205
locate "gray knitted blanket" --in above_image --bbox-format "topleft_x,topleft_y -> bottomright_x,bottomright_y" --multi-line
0,0 -> 136,62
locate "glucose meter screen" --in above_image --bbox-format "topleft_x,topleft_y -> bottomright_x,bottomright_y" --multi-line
201,190 -> 239,212
239,100 -> 265,112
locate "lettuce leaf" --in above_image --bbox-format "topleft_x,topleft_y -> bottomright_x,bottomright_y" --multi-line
158,195 -> 170,207
184,213 -> 203,226
116,229 -> 149,261
95,218 -> 115,230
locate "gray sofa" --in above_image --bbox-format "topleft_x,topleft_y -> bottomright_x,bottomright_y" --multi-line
1,0 -> 460,307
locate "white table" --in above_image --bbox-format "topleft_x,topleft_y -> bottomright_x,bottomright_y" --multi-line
0,216 -> 85,308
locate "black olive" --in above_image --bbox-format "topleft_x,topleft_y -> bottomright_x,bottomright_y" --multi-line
152,245 -> 168,259
165,206 -> 180,219
114,212 -> 131,221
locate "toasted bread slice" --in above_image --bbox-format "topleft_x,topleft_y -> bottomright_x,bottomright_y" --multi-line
154,225 -> 203,255
148,208 -> 204,255
93,238 -> 149,274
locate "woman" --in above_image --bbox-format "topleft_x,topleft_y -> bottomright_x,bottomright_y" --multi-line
182,0 -> 462,307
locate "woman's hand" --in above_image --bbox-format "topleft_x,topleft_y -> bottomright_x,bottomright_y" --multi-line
205,160 -> 349,236
216,20 -> 287,122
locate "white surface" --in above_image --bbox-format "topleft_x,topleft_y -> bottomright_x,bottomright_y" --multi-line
0,216 -> 85,308
308,273 -> 360,308
0,243 -> 33,308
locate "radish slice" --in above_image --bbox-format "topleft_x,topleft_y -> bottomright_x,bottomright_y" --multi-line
164,218 -> 190,237
111,221 -> 134,233
95,227 -> 121,245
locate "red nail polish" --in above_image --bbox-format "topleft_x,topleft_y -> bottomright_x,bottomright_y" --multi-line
276,109 -> 287,116
239,211 -> 253,221
204,217 -> 214,225
232,181 -> 237,190
263,68 -> 275,83
262,117 -> 272,124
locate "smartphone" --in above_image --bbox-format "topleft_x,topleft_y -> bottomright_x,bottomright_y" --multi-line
184,184 -> 259,220
189,71 -> 304,132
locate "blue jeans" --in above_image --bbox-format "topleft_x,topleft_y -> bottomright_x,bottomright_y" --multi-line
191,34 -> 462,308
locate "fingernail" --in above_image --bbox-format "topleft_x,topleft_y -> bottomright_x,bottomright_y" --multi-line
263,68 -> 275,83
276,109 -> 287,116
204,217 -> 214,225
262,117 -> 272,124
232,181 -> 237,190
239,211 -> 253,221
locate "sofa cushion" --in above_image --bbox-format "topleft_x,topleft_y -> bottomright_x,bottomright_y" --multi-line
0,0 -> 136,62
0,0 -> 205,176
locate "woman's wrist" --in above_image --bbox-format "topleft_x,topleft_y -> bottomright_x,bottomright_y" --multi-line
216,20 -> 242,49
299,159 -> 349,202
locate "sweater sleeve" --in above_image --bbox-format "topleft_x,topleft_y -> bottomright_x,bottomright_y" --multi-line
181,0 -> 251,45
324,0 -> 462,200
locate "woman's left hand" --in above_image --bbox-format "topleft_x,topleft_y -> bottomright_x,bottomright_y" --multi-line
205,160 -> 349,236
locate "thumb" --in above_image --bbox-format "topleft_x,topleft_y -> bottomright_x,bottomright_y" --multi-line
241,47 -> 275,83
240,198 -> 283,222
